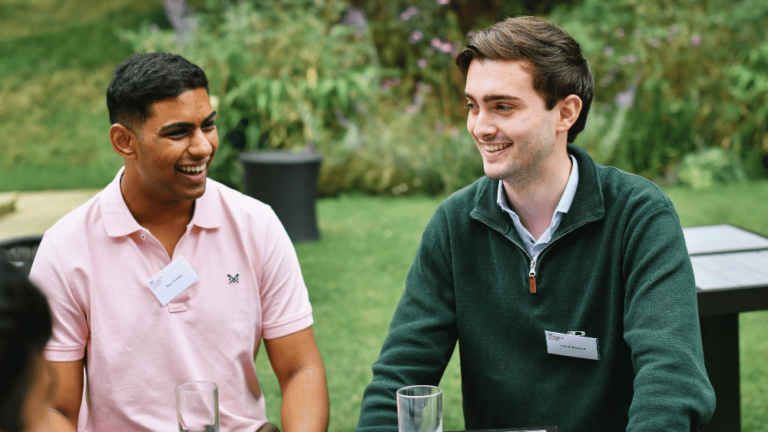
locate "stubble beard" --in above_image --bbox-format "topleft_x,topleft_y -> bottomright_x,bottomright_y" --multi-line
486,118 -> 556,187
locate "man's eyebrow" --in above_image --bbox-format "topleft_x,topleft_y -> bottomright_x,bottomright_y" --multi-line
158,111 -> 217,133
481,94 -> 522,103
464,92 -> 523,103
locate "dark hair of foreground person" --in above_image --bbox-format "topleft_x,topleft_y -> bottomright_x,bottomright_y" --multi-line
0,261 -> 53,432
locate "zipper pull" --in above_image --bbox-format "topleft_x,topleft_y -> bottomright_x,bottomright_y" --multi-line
529,258 -> 537,294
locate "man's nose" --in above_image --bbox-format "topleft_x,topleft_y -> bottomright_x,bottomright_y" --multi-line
189,128 -> 214,157
471,110 -> 497,141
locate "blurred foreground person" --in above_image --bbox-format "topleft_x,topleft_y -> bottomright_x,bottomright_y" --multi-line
30,53 -> 328,431
357,16 -> 715,431
0,261 -> 75,432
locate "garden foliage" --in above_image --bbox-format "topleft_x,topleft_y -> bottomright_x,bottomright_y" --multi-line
121,0 -> 485,195
551,0 -> 768,182
121,0 -> 767,195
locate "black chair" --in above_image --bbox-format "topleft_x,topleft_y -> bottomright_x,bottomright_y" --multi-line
0,235 -> 44,276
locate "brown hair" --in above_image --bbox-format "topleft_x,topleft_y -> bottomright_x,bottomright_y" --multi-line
456,16 -> 593,143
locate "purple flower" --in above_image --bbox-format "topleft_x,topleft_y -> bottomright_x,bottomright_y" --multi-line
400,6 -> 418,21
648,38 -> 661,48
599,73 -> 614,88
440,42 -> 453,54
415,82 -> 433,93
437,0 -> 450,4
615,28 -> 625,37
430,37 -> 442,49
669,24 -> 680,34
409,30 -> 424,44
417,58 -> 427,68
691,35 -> 702,46
634,29 -> 643,38
603,46 -> 614,56
615,86 -> 636,109
381,78 -> 401,90
163,0 -> 197,42
406,105 -> 419,114
342,6 -> 368,33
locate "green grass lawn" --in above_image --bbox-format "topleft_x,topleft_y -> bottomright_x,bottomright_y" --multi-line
0,0 -> 168,192
252,181 -> 768,431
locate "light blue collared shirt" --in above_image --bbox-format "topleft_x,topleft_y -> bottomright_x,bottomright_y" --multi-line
496,154 -> 579,259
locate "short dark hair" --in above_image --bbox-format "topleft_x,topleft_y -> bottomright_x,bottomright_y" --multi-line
106,52 -> 209,128
456,16 -> 593,143
0,261 -> 53,432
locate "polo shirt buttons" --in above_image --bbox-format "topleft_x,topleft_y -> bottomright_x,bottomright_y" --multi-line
140,234 -> 146,240
158,262 -> 165,269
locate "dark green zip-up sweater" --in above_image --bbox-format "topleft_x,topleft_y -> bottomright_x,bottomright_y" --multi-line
357,145 -> 715,432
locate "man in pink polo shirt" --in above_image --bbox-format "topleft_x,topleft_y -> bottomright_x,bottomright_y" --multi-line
29,53 -> 329,431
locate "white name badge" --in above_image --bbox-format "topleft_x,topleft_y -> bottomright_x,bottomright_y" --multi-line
146,255 -> 199,306
545,331 -> 600,361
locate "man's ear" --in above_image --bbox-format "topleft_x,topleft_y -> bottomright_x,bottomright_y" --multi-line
109,124 -> 138,160
555,95 -> 583,134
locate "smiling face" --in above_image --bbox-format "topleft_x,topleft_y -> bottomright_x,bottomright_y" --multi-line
465,59 -> 564,186
129,87 -> 218,204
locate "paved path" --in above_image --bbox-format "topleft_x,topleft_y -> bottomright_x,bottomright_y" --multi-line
0,190 -> 100,241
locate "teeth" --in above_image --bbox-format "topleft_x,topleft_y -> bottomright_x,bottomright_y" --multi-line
484,142 -> 512,152
177,164 -> 205,173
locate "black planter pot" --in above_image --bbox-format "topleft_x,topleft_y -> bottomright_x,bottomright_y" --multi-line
238,151 -> 323,243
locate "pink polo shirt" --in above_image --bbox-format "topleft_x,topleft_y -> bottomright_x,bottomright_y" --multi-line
30,168 -> 314,431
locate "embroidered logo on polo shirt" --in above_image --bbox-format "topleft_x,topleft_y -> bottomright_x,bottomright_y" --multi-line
227,274 -> 239,284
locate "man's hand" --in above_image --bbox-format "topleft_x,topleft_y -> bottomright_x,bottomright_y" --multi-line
264,326 -> 329,432
48,360 -> 84,425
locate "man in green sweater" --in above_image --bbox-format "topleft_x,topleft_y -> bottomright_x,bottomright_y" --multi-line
357,16 -> 715,432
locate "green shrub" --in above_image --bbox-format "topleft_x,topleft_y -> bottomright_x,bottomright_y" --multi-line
551,0 -> 768,182
318,95 -> 483,196
121,0 -> 384,189
121,0 -> 485,195
677,148 -> 747,189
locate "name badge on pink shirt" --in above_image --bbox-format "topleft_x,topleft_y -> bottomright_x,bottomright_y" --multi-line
146,255 -> 199,306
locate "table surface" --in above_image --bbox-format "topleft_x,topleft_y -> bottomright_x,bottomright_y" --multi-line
682,225 -> 768,291
683,224 -> 768,255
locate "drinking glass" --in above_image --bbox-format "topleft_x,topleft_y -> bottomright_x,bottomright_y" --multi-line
397,385 -> 442,432
176,381 -> 220,432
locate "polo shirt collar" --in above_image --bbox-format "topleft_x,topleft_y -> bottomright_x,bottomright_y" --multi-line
100,168 -> 222,238
189,179 -> 221,229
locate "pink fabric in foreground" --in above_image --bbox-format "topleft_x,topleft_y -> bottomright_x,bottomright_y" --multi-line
30,168 -> 313,431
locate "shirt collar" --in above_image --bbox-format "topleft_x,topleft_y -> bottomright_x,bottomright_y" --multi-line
190,179 -> 221,229
496,154 -> 580,218
100,167 -> 221,238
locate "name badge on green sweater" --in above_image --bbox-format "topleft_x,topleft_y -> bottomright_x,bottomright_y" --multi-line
545,331 -> 600,360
